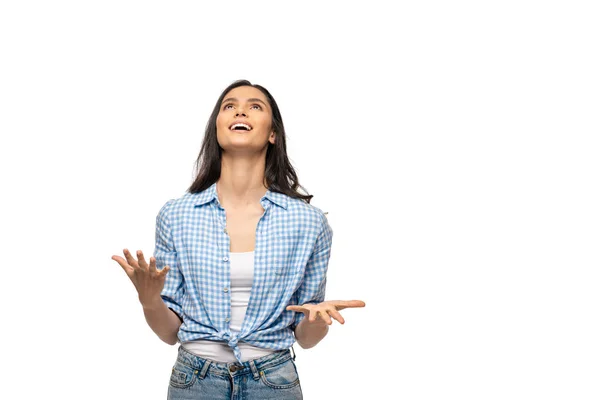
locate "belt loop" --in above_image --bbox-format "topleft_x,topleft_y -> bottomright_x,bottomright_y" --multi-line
198,359 -> 211,379
291,345 -> 296,361
249,359 -> 260,381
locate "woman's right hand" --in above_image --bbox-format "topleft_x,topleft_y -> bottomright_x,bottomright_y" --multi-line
112,248 -> 170,306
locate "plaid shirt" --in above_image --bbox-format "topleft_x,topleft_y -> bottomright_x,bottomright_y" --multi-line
153,182 -> 333,363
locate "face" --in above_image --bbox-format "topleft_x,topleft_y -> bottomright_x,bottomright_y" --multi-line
216,86 -> 276,152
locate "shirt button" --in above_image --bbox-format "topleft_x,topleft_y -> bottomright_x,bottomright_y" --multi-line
223,256 -> 229,262
224,287 -> 229,293
225,318 -> 230,322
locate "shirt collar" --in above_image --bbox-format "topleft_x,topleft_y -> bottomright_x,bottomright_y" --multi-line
192,182 -> 289,210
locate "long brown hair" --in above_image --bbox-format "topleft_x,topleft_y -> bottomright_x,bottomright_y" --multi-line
187,79 -> 313,203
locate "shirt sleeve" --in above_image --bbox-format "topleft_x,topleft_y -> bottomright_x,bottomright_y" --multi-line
291,213 -> 333,330
153,199 -> 185,320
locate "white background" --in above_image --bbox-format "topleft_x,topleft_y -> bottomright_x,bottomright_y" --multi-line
1,1 -> 599,399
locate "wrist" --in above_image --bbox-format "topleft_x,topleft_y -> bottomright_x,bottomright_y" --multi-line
140,295 -> 164,310
295,316 -> 329,349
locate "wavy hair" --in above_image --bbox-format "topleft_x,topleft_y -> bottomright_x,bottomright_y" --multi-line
187,79 -> 313,203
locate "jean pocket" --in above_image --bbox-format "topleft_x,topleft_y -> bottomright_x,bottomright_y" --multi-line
259,359 -> 300,389
169,360 -> 198,389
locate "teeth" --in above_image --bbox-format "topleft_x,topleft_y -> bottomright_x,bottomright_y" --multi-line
231,123 -> 252,131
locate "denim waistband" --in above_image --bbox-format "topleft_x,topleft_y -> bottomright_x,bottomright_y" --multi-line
175,343 -> 295,380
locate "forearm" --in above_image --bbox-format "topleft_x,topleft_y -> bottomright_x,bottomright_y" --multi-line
293,317 -> 329,349
140,296 -> 182,345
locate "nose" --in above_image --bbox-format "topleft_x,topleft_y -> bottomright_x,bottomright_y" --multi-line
235,109 -> 247,117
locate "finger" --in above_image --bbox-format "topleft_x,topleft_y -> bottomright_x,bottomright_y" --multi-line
328,308 -> 345,325
334,300 -> 366,310
137,250 -> 149,270
156,259 -> 170,277
286,306 -> 307,313
319,310 -> 333,325
351,300 -> 366,307
123,249 -> 139,269
112,255 -> 134,274
308,309 -> 318,322
148,256 -> 159,276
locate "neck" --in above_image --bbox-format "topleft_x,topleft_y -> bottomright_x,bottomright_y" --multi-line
217,153 -> 268,209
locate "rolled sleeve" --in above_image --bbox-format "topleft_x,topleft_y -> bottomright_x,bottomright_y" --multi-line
291,214 -> 333,329
153,199 -> 185,320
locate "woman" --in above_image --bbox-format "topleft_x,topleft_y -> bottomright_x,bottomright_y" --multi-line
112,79 -> 365,399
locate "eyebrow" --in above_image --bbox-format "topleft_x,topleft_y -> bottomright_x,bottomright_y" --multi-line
221,97 -> 268,107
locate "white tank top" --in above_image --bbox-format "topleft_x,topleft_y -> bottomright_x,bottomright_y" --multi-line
181,250 -> 280,362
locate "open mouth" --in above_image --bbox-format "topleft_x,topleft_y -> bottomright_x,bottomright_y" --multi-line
229,123 -> 253,132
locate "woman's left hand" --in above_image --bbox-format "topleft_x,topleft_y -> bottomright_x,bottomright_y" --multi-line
286,300 -> 366,325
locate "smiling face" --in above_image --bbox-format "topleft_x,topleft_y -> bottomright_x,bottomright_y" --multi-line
216,86 -> 276,152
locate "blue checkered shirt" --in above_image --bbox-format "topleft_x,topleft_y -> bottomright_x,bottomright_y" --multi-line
153,182 -> 333,363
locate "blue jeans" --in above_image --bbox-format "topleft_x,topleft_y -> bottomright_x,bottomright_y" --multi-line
167,344 -> 303,399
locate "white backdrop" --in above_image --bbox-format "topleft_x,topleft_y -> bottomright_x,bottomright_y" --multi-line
1,1 -> 599,399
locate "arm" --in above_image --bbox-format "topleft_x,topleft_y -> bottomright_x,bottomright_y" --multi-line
149,200 -> 185,345
141,296 -> 183,346
291,214 -> 333,349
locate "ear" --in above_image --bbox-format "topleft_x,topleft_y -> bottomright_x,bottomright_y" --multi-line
269,131 -> 276,144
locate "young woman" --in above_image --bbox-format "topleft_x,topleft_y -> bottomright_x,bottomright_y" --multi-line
112,79 -> 365,399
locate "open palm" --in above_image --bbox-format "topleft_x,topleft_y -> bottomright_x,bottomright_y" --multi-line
286,300 -> 366,325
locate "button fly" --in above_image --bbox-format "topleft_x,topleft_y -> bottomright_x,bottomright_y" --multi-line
229,365 -> 243,372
